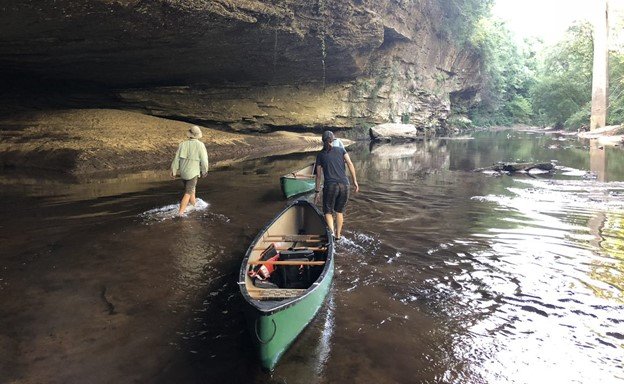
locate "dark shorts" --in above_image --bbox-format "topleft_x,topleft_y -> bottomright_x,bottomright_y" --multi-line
182,176 -> 198,194
323,183 -> 349,214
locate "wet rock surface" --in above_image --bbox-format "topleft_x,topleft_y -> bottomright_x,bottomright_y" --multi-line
0,109 -> 322,174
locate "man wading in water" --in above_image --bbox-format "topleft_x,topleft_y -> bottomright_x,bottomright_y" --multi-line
171,125 -> 209,216
314,130 -> 359,240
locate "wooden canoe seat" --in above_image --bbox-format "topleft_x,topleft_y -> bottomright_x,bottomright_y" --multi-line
249,288 -> 307,300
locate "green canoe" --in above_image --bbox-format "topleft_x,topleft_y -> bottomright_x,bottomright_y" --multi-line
238,200 -> 334,371
280,163 -> 316,199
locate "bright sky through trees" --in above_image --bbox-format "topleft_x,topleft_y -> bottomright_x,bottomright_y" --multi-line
492,0 -> 596,44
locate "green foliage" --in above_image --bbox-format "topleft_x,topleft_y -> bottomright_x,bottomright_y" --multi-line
469,108 -> 512,127
448,115 -> 473,130
505,95 -> 533,123
470,18 -> 624,129
438,0 -> 494,43
530,22 -> 594,129
609,52 -> 624,125
401,113 -> 410,124
530,73 -> 590,128
566,103 -> 591,128
528,22 -> 624,129
467,17 -> 538,126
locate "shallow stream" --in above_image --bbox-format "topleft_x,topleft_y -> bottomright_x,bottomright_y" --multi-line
1,130 -> 623,383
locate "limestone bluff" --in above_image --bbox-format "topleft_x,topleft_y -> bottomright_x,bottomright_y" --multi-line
0,0 -> 484,173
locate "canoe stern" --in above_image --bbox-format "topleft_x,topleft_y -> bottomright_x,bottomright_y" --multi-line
280,176 -> 316,199
247,259 -> 334,371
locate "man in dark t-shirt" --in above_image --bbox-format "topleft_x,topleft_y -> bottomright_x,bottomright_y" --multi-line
314,131 -> 359,240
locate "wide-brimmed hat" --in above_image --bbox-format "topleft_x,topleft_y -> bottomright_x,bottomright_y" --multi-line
322,130 -> 334,143
187,125 -> 203,139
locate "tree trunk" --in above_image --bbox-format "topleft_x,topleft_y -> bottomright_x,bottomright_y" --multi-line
590,0 -> 609,130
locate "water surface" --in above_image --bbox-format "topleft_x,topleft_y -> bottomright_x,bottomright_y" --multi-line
1,131 -> 623,383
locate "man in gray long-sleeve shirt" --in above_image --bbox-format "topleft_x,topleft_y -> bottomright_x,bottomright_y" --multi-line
171,125 -> 209,216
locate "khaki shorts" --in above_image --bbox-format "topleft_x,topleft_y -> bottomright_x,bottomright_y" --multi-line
182,176 -> 198,194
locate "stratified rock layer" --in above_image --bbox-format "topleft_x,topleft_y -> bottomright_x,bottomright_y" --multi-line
0,0 -> 483,133
0,109 -> 323,174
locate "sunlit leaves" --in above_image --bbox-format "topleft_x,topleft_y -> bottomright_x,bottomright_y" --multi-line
467,17 -> 538,126
529,22 -> 594,128
531,22 -> 624,129
439,0 -> 494,43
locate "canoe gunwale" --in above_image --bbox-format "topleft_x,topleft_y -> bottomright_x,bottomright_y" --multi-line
279,163 -> 315,181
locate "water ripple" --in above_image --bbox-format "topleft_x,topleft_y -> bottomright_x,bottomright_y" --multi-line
139,198 -> 210,223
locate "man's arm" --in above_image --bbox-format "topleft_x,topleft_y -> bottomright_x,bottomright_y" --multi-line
171,144 -> 181,178
314,164 -> 323,204
200,143 -> 209,176
344,153 -> 359,193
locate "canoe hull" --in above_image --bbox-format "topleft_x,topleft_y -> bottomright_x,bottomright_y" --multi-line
247,255 -> 334,370
239,200 -> 334,371
280,163 -> 316,199
280,176 -> 316,199
246,256 -> 334,370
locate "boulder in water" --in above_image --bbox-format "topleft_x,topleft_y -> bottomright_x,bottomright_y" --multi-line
369,123 -> 422,141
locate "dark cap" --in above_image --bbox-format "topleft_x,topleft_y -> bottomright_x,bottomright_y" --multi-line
322,130 -> 334,143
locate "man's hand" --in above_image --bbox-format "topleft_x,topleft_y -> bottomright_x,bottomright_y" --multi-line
171,171 -> 176,179
353,181 -> 359,193
314,192 -> 321,205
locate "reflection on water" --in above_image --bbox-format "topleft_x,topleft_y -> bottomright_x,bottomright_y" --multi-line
267,293 -> 336,383
1,130 -> 624,383
590,139 -> 608,182
369,141 -> 450,181
468,177 -> 624,382
336,131 -> 624,383
0,169 -> 172,202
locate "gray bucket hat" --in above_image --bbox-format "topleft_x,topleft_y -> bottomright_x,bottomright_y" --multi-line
187,125 -> 203,139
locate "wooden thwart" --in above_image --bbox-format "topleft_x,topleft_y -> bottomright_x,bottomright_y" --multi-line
252,246 -> 327,252
249,288 -> 307,300
265,234 -> 327,242
249,260 -> 326,266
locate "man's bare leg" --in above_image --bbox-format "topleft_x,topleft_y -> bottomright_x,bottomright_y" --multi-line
335,212 -> 344,239
178,193 -> 191,215
189,190 -> 196,206
324,213 -> 335,237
